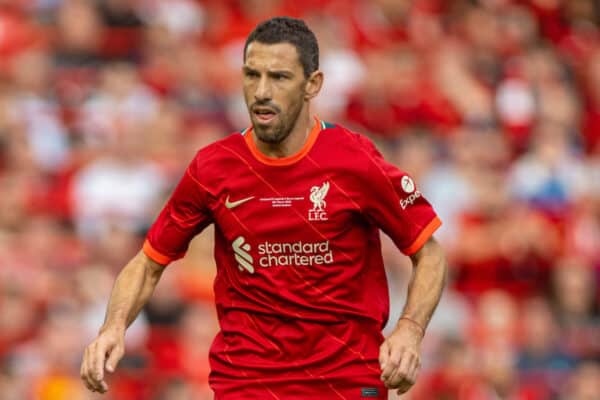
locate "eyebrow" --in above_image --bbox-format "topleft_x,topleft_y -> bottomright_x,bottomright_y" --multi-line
243,66 -> 294,76
242,66 -> 258,74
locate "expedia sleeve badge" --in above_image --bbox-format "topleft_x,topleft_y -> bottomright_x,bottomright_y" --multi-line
399,176 -> 422,210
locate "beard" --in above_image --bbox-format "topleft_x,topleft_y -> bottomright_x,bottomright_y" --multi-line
251,98 -> 303,145
253,119 -> 289,144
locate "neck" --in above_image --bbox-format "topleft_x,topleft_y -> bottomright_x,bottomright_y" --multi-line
253,108 -> 313,158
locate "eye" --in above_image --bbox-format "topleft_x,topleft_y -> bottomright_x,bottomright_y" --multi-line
272,73 -> 288,81
245,70 -> 259,78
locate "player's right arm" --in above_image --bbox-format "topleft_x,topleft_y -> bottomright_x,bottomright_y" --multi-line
80,250 -> 166,393
80,154 -> 213,394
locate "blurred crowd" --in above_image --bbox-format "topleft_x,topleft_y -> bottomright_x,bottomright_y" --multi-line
0,0 -> 598,399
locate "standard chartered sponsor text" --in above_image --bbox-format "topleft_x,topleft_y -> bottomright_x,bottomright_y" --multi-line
257,240 -> 334,268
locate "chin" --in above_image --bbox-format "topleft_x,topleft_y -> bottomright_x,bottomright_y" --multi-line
253,124 -> 287,144
255,131 -> 284,144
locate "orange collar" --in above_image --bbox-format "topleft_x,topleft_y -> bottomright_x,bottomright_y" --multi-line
244,117 -> 321,166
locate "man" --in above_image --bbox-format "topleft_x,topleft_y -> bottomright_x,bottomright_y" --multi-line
80,17 -> 447,399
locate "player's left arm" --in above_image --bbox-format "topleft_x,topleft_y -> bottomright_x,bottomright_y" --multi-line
379,236 -> 447,395
354,132 -> 448,393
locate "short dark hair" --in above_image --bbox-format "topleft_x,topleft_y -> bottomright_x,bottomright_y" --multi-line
244,17 -> 319,78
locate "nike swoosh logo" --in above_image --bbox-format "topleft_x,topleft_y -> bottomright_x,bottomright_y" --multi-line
225,195 -> 255,209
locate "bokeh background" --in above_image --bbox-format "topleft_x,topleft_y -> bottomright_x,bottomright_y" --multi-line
0,0 -> 598,399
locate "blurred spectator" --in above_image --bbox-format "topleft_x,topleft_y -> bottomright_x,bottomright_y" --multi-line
510,121 -> 587,213
77,62 -> 159,147
152,377 -> 211,400
559,361 -> 600,400
517,296 -> 576,396
9,48 -> 71,174
582,49 -> 600,151
410,335 -> 485,400
70,110 -> 166,239
74,263 -> 148,347
54,0 -> 104,67
98,0 -> 145,60
551,257 -> 600,359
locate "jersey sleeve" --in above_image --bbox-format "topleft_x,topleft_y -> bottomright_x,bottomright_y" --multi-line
358,136 -> 441,255
143,160 -> 213,265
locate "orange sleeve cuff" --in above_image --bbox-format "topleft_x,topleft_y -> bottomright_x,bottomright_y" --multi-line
143,240 -> 173,265
402,216 -> 442,256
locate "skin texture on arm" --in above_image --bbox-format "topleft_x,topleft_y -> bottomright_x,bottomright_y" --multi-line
80,250 -> 166,393
379,237 -> 448,395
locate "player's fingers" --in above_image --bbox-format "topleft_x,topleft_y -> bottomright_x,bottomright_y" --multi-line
86,341 -> 110,393
380,359 -> 397,381
391,351 -> 419,393
399,349 -> 414,377
396,359 -> 421,396
385,358 -> 406,388
396,380 -> 414,396
93,342 -> 107,383
381,346 -> 403,383
92,377 -> 108,393
80,347 -> 94,391
378,340 -> 390,370
105,342 -> 124,373
80,347 -> 88,380
82,346 -> 104,393
410,357 -> 421,382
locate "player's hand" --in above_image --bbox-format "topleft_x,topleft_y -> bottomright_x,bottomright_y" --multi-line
80,326 -> 125,393
379,319 -> 423,395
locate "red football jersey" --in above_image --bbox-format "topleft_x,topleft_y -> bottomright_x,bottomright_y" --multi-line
144,117 -> 441,399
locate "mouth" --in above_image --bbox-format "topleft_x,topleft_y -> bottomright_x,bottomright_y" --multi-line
253,107 -> 277,124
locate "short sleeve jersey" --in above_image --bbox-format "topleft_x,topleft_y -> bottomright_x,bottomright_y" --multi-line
144,118 -> 441,399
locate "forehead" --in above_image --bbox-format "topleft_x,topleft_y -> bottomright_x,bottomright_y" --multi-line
244,42 -> 302,72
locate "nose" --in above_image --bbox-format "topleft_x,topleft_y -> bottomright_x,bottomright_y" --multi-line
254,75 -> 272,102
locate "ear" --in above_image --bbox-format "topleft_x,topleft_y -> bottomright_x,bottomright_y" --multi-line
304,70 -> 324,101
